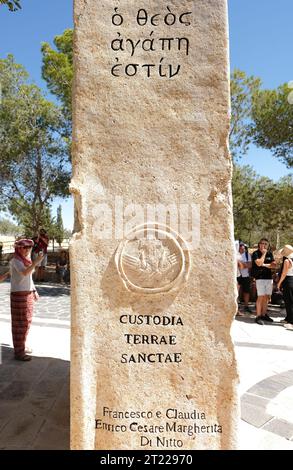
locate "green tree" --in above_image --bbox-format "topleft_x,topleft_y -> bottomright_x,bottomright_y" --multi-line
8,201 -> 56,237
54,205 -> 65,246
261,175 -> 293,247
252,84 -> 293,168
0,0 -> 21,11
0,55 -> 70,234
63,228 -> 72,239
231,72 -> 293,245
0,216 -> 21,236
41,29 -> 73,123
232,165 -> 293,247
230,69 -> 261,160
232,164 -> 264,244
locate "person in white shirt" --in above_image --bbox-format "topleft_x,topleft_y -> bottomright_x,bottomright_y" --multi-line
237,242 -> 253,314
10,239 -> 43,361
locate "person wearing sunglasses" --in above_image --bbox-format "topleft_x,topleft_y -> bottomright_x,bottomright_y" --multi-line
251,238 -> 276,325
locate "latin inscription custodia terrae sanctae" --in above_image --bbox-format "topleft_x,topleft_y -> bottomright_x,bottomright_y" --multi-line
71,0 -> 238,450
110,6 -> 191,78
115,224 -> 190,364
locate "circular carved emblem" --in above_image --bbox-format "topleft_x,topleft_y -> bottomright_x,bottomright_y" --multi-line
115,223 -> 190,294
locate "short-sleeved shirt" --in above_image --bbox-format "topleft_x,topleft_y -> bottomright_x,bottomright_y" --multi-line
251,250 -> 274,280
33,236 -> 49,254
10,258 -> 35,292
239,252 -> 252,278
236,252 -> 242,277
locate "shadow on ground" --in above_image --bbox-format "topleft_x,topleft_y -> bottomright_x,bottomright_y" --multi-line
236,305 -> 287,326
35,284 -> 71,297
236,316 -> 288,327
0,344 -> 70,450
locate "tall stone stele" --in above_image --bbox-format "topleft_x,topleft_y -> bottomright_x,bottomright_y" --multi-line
71,0 -> 239,450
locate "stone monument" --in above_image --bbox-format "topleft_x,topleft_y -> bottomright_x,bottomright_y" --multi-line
71,0 -> 239,450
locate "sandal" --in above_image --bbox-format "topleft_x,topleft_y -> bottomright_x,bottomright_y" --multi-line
14,354 -> 32,361
236,311 -> 245,317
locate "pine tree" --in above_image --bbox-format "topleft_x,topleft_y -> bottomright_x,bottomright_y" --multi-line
54,205 -> 65,246
0,1 -> 21,12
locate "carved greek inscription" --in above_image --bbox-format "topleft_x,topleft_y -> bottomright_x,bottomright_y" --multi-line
110,5 -> 192,79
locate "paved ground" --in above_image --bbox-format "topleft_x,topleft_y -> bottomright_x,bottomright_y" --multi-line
232,305 -> 293,449
0,280 -> 292,450
0,281 -> 70,450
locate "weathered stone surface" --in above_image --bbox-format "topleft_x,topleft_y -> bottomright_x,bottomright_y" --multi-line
71,0 -> 238,450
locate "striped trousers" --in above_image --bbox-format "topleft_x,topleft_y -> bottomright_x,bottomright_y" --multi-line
10,291 -> 35,358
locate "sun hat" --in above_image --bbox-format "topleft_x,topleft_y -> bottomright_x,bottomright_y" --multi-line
278,245 -> 293,258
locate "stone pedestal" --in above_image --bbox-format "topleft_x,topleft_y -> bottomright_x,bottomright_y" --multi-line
71,0 -> 238,450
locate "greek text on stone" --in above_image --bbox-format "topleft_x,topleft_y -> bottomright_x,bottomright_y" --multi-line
110,6 -> 192,79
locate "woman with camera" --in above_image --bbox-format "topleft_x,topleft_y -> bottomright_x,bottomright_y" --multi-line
10,238 -> 43,361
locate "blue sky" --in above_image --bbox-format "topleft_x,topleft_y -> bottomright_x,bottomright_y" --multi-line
0,0 -> 292,229
228,0 -> 292,182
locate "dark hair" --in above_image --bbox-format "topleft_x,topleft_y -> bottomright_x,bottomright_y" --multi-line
258,238 -> 270,251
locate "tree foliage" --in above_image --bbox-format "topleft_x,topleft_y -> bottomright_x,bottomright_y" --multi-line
230,71 -> 293,168
0,55 -> 70,234
0,0 -> 21,11
252,84 -> 293,168
230,72 -> 292,246
8,200 -> 56,238
230,69 -> 261,160
54,205 -> 65,245
232,165 -> 293,247
0,217 -> 21,236
41,29 -> 73,124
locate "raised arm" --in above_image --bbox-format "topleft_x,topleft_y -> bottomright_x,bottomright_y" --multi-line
18,254 -> 44,277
